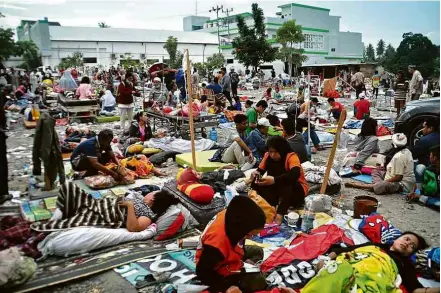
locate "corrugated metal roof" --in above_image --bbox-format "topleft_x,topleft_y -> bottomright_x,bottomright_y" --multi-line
49,26 -> 219,44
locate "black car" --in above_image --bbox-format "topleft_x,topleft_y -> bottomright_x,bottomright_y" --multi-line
394,97 -> 440,147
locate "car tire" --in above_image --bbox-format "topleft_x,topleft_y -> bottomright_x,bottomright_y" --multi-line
409,122 -> 424,148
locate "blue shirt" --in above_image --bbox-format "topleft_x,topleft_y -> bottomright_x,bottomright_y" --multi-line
247,129 -> 266,161
206,83 -> 223,95
234,102 -> 242,111
411,132 -> 440,166
71,137 -> 109,161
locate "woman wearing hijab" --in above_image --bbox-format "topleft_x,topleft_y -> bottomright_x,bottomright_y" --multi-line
100,90 -> 116,112
346,133 -> 415,195
59,70 -> 78,91
250,136 -> 309,224
195,196 -> 267,293
14,85 -> 26,99
352,117 -> 380,171
117,72 -> 135,134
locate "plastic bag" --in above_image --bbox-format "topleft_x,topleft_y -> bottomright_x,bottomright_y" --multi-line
305,194 -> 333,213
84,175 -> 116,189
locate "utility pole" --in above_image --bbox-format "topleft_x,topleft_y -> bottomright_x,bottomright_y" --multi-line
209,5 -> 223,53
222,7 -> 233,40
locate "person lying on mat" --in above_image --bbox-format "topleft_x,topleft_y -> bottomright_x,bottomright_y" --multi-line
249,136 -> 309,224
118,189 -> 179,232
195,196 -> 267,293
70,129 -> 123,180
308,232 -> 440,293
345,133 -> 415,195
351,117 -> 380,173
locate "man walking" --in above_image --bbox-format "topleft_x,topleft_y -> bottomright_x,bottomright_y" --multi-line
229,67 -> 239,98
408,65 -> 423,101
221,67 -> 232,105
351,70 -> 365,98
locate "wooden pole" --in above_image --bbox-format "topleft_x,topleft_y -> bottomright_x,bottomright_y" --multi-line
320,109 -> 347,194
185,49 -> 197,169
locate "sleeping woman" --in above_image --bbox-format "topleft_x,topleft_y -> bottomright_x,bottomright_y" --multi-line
32,182 -> 179,233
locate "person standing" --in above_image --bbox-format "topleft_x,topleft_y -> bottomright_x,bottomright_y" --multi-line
271,68 -> 276,79
191,68 -> 199,87
372,70 -> 380,99
408,65 -> 423,101
351,70 -> 365,98
221,67 -> 232,106
117,72 -> 136,135
229,67 -> 239,98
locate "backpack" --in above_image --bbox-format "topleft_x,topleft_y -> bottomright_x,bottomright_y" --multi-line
230,72 -> 239,85
423,169 -> 438,196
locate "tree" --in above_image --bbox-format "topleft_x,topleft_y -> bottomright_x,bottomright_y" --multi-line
386,32 -> 439,78
365,43 -> 376,62
58,52 -> 84,69
232,3 -> 277,71
17,40 -> 41,70
0,28 -> 21,64
98,22 -> 110,28
193,53 -> 225,78
163,36 -> 184,69
275,20 -> 307,76
376,39 -> 385,58
120,53 -> 139,70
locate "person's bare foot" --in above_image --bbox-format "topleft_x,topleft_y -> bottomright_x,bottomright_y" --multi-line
345,182 -> 357,188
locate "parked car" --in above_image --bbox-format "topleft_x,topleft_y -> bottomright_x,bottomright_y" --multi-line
394,97 -> 440,147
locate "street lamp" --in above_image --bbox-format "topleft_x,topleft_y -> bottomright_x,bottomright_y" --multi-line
209,5 -> 223,53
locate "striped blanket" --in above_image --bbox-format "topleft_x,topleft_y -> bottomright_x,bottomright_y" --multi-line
31,181 -> 125,232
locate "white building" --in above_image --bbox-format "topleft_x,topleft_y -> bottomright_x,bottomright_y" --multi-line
184,2 -> 364,72
16,18 -> 219,68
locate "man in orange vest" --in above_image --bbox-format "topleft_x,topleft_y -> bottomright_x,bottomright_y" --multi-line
195,196 -> 266,293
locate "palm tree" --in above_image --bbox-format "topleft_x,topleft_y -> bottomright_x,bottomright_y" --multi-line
98,22 -> 110,28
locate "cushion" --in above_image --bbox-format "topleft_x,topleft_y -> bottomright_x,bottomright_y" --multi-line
154,206 -> 185,241
127,144 -> 144,154
142,148 -> 162,155
176,168 -> 215,204
358,213 -> 401,245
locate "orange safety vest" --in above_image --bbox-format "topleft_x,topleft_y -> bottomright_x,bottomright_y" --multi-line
195,210 -> 244,276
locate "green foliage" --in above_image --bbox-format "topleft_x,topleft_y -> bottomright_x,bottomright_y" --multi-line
275,20 -> 307,75
232,3 -> 277,71
98,22 -> 110,28
193,53 -> 225,78
434,57 -> 440,78
17,41 -> 41,70
120,53 -> 139,70
163,36 -> 184,69
365,43 -> 376,62
0,28 -> 21,63
376,39 -> 385,58
385,32 -> 439,78
58,52 -> 84,69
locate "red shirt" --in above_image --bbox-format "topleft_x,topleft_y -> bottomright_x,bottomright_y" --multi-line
354,99 -> 370,119
333,102 -> 344,112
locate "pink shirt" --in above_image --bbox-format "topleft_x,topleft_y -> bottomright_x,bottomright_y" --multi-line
75,84 -> 92,99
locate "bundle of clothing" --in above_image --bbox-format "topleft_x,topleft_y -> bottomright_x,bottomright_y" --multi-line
301,161 -> 342,186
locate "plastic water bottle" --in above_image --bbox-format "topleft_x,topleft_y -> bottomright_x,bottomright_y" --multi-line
209,127 -> 217,142
28,176 -> 38,193
301,208 -> 315,233
23,163 -> 29,175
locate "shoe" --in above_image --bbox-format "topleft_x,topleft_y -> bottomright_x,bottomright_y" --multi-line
241,157 -> 257,171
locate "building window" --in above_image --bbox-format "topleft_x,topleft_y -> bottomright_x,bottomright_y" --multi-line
226,59 -> 234,64
331,48 -> 336,52
83,57 -> 97,63
303,34 -> 324,50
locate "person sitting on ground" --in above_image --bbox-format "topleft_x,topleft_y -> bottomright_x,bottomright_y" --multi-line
244,100 -> 253,110
352,117 -> 380,171
246,100 -> 268,134
76,76 -> 94,99
118,189 -> 180,232
296,116 -> 324,153
273,86 -> 283,100
166,82 -> 179,107
408,145 -> 440,209
307,232 -> 439,293
149,77 -> 168,104
346,133 -> 415,195
100,90 -> 116,112
127,111 -> 154,145
411,118 -> 440,166
327,97 -> 344,120
195,196 -> 268,293
353,92 -> 370,120
221,114 -> 256,171
206,76 -> 223,95
70,129 -> 123,180
247,118 -> 269,162
232,95 -> 242,111
249,136 -> 308,224
264,87 -> 272,100
266,114 -> 283,136
281,117 -> 309,163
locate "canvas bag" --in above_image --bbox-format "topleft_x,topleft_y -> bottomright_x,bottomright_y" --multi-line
248,190 -> 276,224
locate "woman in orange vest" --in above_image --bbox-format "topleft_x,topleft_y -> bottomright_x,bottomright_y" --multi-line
251,136 -> 309,225
195,196 -> 267,293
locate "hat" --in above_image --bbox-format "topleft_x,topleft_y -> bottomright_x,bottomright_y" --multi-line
153,77 -> 161,82
392,133 -> 407,148
257,118 -> 270,127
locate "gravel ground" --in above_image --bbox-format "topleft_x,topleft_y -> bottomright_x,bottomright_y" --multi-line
4,88 -> 439,293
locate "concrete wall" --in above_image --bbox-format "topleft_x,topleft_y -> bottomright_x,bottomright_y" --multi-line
44,40 -> 219,68
183,16 -> 210,31
19,21 -> 51,57
335,32 -> 363,57
290,6 -> 330,29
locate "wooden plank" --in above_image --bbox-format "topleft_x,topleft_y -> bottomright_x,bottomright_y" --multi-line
320,109 -> 347,194
185,49 -> 197,168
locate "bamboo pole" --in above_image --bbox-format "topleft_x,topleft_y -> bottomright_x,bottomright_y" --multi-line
185,49 -> 197,169
320,109 -> 347,194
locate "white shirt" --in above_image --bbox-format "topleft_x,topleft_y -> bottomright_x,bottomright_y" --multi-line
409,70 -> 423,94
384,148 -> 416,192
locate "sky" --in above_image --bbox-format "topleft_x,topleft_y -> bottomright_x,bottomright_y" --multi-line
0,0 -> 440,49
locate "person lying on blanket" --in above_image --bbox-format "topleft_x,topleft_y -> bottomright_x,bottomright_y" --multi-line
118,189 -> 180,232
70,129 -> 123,181
306,232 -> 440,293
